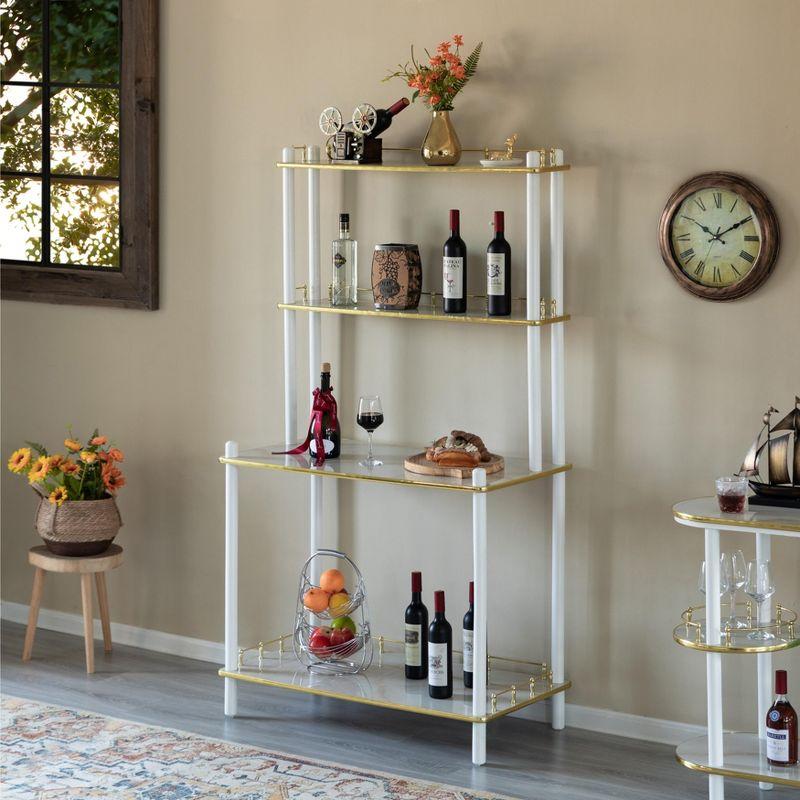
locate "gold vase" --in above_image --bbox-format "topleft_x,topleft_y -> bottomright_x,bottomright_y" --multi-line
421,110 -> 462,166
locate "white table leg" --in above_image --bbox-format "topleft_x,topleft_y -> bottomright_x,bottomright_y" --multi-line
472,468 -> 488,765
705,527 -> 724,800
224,441 -> 239,717
756,531 -> 773,791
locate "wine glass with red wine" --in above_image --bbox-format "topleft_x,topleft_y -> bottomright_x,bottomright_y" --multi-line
357,395 -> 383,468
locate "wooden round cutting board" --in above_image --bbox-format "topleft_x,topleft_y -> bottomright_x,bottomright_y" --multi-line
404,452 -> 505,479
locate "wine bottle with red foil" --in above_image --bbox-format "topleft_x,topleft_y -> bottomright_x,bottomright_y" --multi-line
369,97 -> 410,138
308,362 -> 341,459
487,210 -> 511,316
443,209 -> 467,314
463,580 -> 474,689
428,590 -> 453,699
404,571 -> 428,680
767,670 -> 798,766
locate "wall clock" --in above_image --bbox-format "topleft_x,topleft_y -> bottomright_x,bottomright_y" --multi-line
658,172 -> 780,301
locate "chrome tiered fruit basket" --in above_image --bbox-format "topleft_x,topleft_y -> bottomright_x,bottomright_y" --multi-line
293,549 -> 373,674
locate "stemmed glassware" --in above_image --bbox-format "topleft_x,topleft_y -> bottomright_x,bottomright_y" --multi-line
745,559 -> 776,641
720,550 -> 747,629
357,395 -> 383,468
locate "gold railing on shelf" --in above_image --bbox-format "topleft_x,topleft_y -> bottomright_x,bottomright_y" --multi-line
677,602 -> 797,650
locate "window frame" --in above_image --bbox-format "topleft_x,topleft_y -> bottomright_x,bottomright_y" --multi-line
1,0 -> 158,310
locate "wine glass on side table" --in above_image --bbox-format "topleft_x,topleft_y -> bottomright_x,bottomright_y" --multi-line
745,559 -> 776,641
357,395 -> 383,468
721,550 -> 748,630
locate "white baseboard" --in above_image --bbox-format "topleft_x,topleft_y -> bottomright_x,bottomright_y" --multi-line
1,599 -> 702,746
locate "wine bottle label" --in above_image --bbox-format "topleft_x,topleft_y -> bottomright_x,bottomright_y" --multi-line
463,629 -> 474,672
309,438 -> 335,455
487,254 -> 505,295
443,256 -> 464,299
405,624 -> 422,667
766,726 -> 790,762
428,642 -> 448,687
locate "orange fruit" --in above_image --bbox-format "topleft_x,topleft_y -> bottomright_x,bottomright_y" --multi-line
319,568 -> 345,594
328,590 -> 350,617
303,587 -> 330,613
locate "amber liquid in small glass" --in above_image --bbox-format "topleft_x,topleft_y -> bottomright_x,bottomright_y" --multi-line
717,493 -> 746,513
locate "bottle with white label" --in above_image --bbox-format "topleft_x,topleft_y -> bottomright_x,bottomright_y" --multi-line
443,208 -> 466,314
404,571 -> 428,680
486,210 -> 511,316
463,580 -> 474,689
428,589 -> 453,699
766,669 -> 798,766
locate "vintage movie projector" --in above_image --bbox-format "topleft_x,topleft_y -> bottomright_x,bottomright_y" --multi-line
318,98 -> 409,164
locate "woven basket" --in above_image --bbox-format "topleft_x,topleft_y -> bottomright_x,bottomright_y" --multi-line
34,494 -> 122,556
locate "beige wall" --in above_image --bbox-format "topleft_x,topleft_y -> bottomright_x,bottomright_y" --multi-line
2,0 -> 799,730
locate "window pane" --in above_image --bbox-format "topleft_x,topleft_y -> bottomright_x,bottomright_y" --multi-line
49,0 -> 119,85
50,86 -> 118,176
51,180 -> 119,267
1,177 -> 42,261
1,83 -> 42,170
0,0 -> 43,82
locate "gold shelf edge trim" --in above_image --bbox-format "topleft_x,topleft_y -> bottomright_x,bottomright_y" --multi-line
675,750 -> 800,788
673,509 -> 800,533
216,458 -> 573,492
672,630 -> 800,655
218,668 -> 570,724
275,161 -> 570,175
277,302 -> 571,328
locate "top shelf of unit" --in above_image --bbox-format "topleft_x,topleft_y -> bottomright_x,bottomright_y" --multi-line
673,498 -> 800,537
276,159 -> 571,176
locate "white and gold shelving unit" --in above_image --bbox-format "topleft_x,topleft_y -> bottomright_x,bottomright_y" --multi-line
220,147 -> 572,765
672,499 -> 800,797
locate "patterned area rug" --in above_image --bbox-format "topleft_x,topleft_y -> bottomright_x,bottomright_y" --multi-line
1,696 -> 512,799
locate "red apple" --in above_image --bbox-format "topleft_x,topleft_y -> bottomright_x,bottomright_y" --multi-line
308,626 -> 333,657
330,627 -> 358,656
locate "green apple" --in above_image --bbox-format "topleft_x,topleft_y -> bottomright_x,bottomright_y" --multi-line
330,615 -> 356,634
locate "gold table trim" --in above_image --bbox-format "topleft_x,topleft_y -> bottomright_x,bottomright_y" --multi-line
673,508 -> 800,533
672,628 -> 800,654
276,161 -> 570,175
217,457 -> 572,493
675,751 -> 800,788
218,668 -> 570,724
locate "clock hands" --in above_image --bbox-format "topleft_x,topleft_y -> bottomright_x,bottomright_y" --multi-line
683,215 -> 726,244
714,215 -> 754,240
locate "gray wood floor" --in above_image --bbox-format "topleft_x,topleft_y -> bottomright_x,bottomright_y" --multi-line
2,622 -> 792,800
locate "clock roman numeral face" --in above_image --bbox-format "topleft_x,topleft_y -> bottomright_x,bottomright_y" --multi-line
670,188 -> 761,288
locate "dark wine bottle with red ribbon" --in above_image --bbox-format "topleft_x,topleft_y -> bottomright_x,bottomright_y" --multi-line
369,97 -> 410,139
309,362 -> 341,460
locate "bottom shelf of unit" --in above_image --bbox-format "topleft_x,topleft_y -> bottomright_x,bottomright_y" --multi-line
219,635 -> 570,724
676,733 -> 800,787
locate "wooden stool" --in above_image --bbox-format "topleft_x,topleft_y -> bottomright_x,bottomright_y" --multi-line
22,544 -> 123,674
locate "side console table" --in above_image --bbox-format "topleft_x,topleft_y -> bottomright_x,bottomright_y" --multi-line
672,498 -> 800,798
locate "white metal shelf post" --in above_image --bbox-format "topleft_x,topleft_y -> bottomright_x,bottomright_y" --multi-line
224,440 -> 239,717
526,150 -> 543,472
550,148 -> 567,730
704,528 -> 724,800
472,467 -> 488,765
307,145 -> 323,573
282,147 -> 297,447
756,531 -> 773,792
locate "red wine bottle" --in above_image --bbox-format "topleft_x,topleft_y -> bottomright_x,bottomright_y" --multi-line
443,209 -> 467,314
428,590 -> 453,699
308,362 -> 341,459
369,97 -> 410,138
487,211 -> 511,316
404,571 -> 428,679
767,670 -> 798,766
463,580 -> 474,689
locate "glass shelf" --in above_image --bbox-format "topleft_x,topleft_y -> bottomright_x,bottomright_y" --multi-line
673,498 -> 800,537
220,441 -> 571,493
676,733 -> 800,787
219,634 -> 570,724
278,295 -> 570,328
276,158 -> 570,175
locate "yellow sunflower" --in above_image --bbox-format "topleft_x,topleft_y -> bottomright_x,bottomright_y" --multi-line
80,450 -> 98,464
64,438 -> 81,452
49,486 -> 69,507
7,447 -> 32,473
60,459 -> 80,476
27,456 -> 51,483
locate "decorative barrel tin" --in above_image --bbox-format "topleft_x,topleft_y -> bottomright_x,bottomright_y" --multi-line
371,243 -> 422,310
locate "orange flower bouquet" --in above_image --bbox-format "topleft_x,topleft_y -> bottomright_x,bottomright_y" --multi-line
8,429 -> 126,555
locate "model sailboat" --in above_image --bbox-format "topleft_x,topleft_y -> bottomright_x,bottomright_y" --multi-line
739,396 -> 800,508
